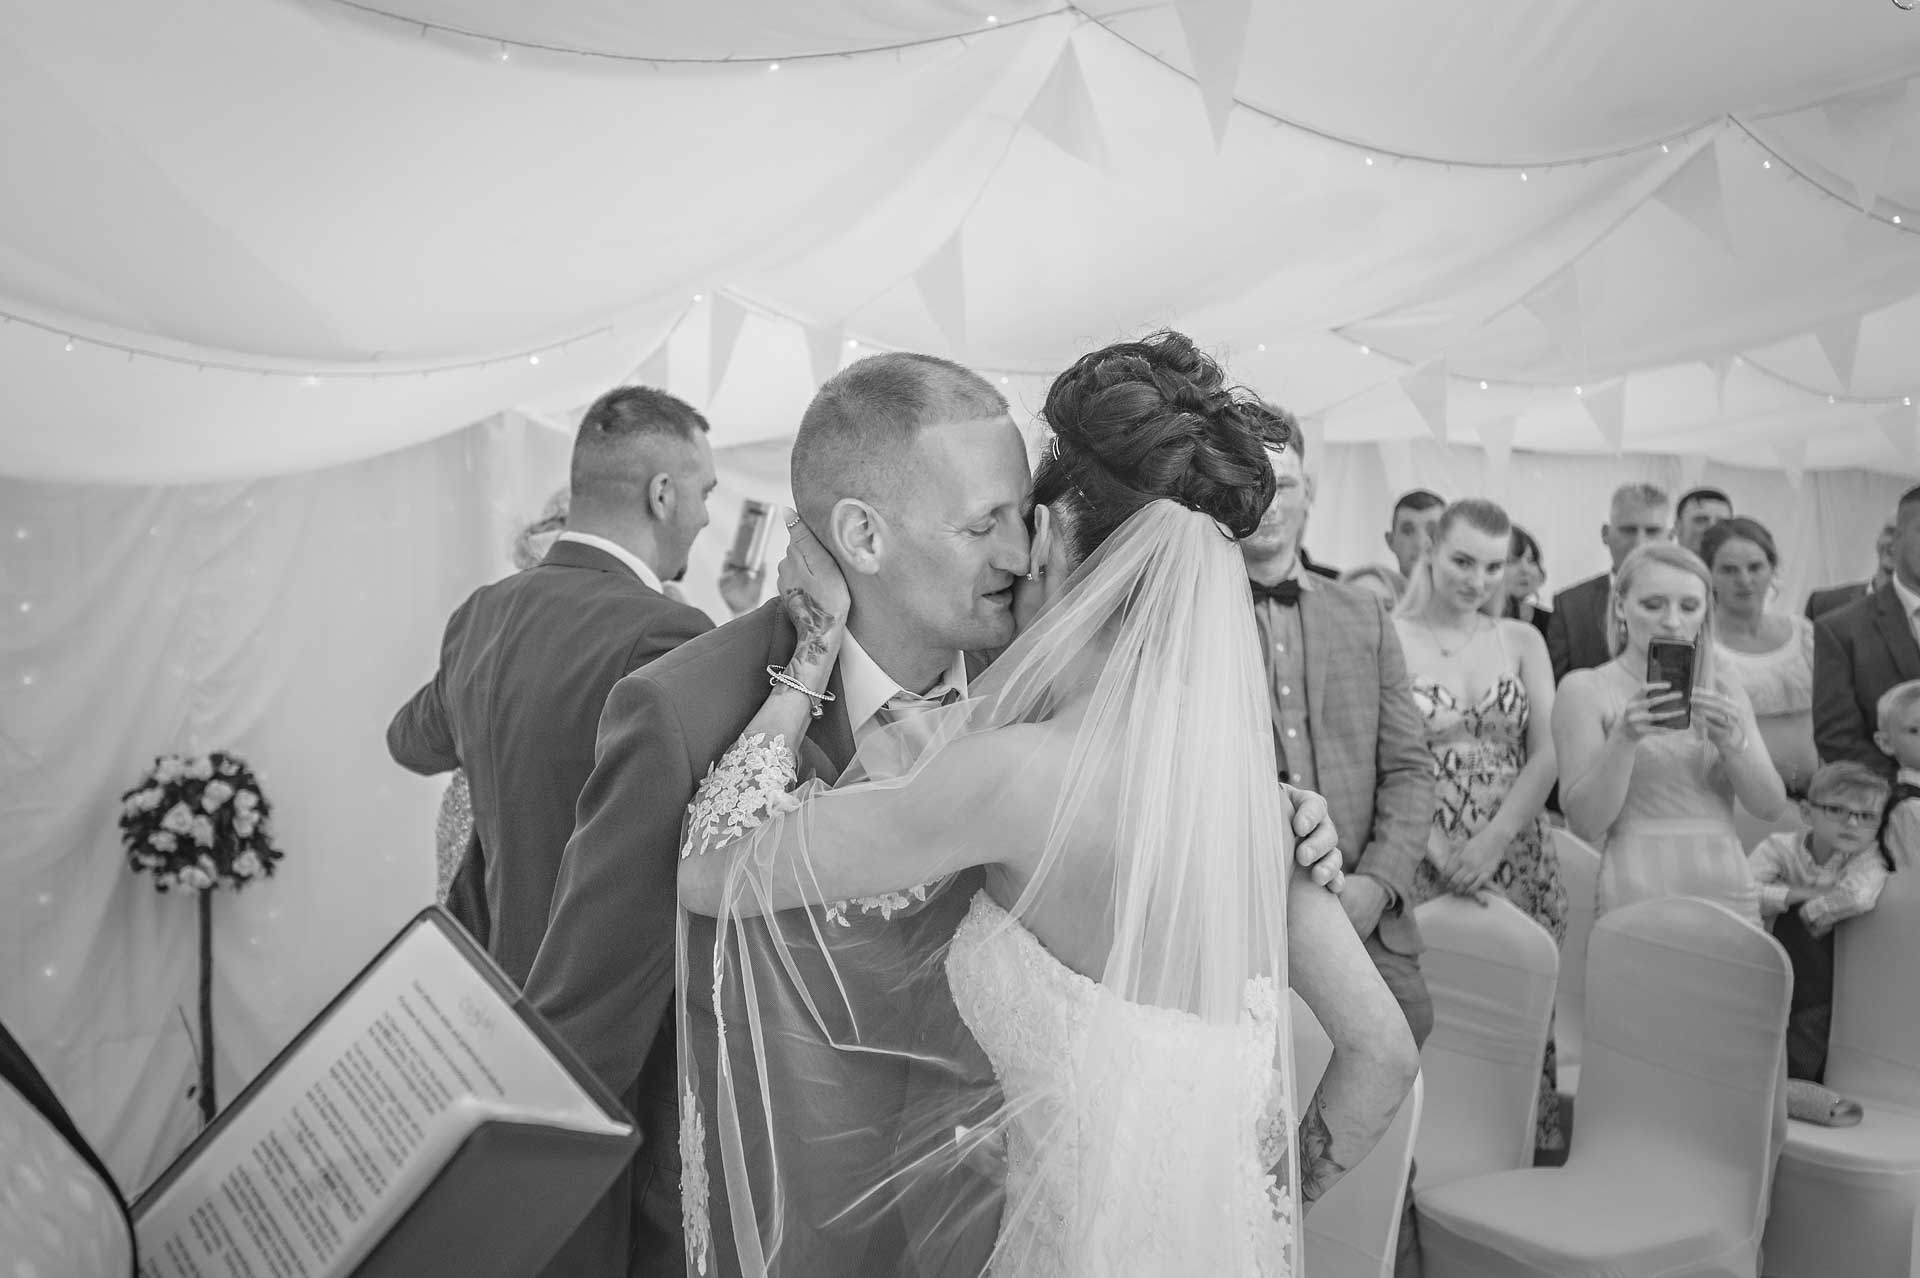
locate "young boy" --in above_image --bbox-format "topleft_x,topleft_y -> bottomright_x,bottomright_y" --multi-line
1748,760 -> 1892,1083
1874,678 -> 1920,873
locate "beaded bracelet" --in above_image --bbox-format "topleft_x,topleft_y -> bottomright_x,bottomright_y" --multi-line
767,664 -> 836,718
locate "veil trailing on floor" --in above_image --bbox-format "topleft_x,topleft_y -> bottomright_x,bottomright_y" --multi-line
677,498 -> 1301,1275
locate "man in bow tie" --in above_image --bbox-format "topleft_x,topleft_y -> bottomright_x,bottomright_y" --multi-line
1242,410 -> 1435,1039
1244,406 -> 1434,1275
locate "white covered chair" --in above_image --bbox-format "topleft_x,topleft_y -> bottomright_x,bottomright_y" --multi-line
1416,897 -> 1790,1278
1292,993 -> 1425,1278
1549,827 -> 1602,1097
1762,865 -> 1920,1277
1410,895 -> 1558,1192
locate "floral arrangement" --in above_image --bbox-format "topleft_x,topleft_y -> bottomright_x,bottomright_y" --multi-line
119,751 -> 283,893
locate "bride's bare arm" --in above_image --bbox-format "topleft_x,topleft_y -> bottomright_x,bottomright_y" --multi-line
677,724 -> 1052,915
1285,867 -> 1420,1210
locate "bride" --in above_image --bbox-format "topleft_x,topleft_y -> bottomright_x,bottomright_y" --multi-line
677,332 -> 1420,1276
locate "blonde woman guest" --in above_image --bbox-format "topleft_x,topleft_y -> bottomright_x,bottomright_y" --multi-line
1552,543 -> 1788,927
1395,498 -> 1567,1150
434,489 -> 571,902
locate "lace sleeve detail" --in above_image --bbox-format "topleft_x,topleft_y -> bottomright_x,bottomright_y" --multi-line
681,732 -> 800,861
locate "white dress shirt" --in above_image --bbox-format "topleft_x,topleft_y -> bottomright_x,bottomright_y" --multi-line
836,630 -> 969,747
1890,573 -> 1920,652
555,531 -> 664,594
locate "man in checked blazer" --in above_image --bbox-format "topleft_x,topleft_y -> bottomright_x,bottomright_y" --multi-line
1244,408 -> 1436,1046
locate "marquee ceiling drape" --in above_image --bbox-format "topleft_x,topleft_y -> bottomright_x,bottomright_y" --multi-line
3,0 -> 1920,483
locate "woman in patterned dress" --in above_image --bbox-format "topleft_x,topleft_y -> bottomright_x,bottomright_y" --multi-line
1394,498 -> 1568,1152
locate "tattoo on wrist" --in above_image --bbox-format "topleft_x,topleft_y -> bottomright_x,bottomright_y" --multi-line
1298,1093 -> 1344,1209
785,588 -> 839,664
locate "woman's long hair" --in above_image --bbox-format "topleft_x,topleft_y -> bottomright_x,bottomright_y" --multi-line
1394,498 -> 1513,622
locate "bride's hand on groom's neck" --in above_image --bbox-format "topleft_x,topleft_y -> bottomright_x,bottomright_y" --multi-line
778,519 -> 850,671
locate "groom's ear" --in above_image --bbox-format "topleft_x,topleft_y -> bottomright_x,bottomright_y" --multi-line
828,497 -> 885,577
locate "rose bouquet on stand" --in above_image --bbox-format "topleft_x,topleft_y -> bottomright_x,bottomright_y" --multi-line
118,750 -> 284,1125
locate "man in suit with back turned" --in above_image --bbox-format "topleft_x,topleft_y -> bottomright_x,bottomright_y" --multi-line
386,385 -> 718,988
1815,489 -> 1920,775
1545,482 -> 1672,683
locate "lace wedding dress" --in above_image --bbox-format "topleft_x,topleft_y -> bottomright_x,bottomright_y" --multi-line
682,734 -> 1297,1277
676,501 -> 1303,1277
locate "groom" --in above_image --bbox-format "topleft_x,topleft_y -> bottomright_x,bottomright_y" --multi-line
525,352 -> 1346,1277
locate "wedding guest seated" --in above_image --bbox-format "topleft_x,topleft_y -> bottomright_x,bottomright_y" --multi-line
1674,486 -> 1734,558
1706,518 -> 1815,799
1503,524 -> 1551,638
1394,498 -> 1565,1155
1814,487 -> 1920,774
1385,488 -> 1446,579
1806,521 -> 1894,621
1552,543 -> 1787,926
1875,679 -> 1920,872
0,1017 -> 135,1274
1748,761 -> 1891,1083
1344,562 -> 1408,608
1546,482 -> 1672,683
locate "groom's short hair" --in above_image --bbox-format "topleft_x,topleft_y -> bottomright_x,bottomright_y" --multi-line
790,352 -> 1008,529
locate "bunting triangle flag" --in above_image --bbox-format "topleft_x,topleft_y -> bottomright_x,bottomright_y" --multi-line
1654,137 -> 1730,249
1581,381 -> 1627,452
1774,435 -> 1808,491
1398,359 -> 1450,443
1520,266 -> 1584,354
1025,37 -> 1109,169
1478,417 -> 1517,482
1814,315 -> 1862,391
708,294 -> 747,402
1174,0 -> 1253,146
1879,402 -> 1920,464
915,231 -> 969,358
1821,80 -> 1910,212
805,322 -> 845,388
633,336 -> 670,390
1707,354 -> 1738,411
1678,452 -> 1709,490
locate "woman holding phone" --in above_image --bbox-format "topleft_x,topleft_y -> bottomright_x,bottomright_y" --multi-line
1551,543 -> 1787,926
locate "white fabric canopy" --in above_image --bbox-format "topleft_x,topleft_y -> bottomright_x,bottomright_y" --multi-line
3,0 -> 1920,480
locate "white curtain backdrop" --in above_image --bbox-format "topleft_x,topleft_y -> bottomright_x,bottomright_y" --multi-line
1,408 -> 1901,1191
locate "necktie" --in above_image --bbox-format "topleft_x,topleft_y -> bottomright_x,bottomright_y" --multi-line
1251,578 -> 1302,607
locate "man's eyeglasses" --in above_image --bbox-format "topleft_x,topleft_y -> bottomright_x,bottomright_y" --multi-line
1811,801 -> 1882,828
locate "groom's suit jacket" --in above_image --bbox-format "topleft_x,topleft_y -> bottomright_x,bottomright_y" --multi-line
1289,579 -> 1434,958
524,600 -> 991,1278
387,539 -> 710,987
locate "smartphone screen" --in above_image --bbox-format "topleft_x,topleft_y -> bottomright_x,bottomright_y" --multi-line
726,500 -> 774,570
1645,638 -> 1697,729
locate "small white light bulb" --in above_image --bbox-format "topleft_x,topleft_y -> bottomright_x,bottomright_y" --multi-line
63,338 -> 74,352
693,293 -> 704,302
1479,380 -> 1488,390
1358,345 -> 1370,356
1574,385 -> 1584,396
768,61 -> 780,71
528,353 -> 540,365
303,375 -> 318,386
1661,144 -> 1670,154
1363,156 -> 1374,167
986,14 -> 999,24
1257,343 -> 1267,352
1762,159 -> 1772,170
497,43 -> 510,61
1519,171 -> 1529,182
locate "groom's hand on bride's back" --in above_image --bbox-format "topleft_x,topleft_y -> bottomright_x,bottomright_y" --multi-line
1279,783 -> 1344,893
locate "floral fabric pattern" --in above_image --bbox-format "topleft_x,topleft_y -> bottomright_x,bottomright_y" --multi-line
1410,671 -> 1568,1151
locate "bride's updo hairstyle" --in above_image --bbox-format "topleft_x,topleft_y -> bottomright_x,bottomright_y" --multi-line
1031,331 -> 1277,564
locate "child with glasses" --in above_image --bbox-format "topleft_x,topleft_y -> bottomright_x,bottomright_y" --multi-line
1747,760 -> 1893,1085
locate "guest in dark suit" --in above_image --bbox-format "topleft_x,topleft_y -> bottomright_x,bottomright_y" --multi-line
1674,486 -> 1733,558
1814,491 -> 1920,775
1385,488 -> 1447,580
0,1018 -> 135,1274
1545,482 -> 1672,683
1806,522 -> 1894,621
387,385 -> 717,988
